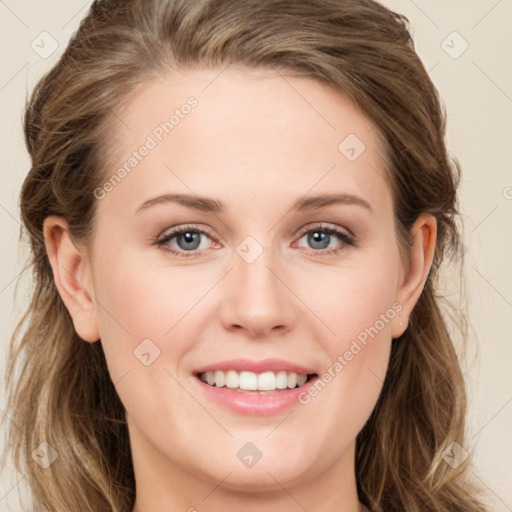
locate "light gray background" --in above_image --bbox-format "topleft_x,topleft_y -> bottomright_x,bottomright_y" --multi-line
1,1 -> 511,510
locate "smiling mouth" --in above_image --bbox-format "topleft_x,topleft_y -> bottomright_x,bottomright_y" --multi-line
195,370 -> 319,393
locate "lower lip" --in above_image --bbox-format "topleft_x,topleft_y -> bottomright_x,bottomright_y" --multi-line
193,375 -> 319,416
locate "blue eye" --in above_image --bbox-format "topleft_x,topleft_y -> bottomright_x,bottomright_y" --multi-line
296,225 -> 355,255
156,226 -> 213,257
156,223 -> 355,258
171,231 -> 203,251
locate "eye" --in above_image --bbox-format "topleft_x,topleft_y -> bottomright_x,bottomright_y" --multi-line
295,224 -> 355,256
156,225 -> 217,258
155,223 -> 356,259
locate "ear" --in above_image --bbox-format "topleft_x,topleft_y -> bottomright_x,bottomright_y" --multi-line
391,213 -> 437,338
43,216 -> 100,342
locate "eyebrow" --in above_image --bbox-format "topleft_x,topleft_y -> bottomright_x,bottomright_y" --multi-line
135,192 -> 373,214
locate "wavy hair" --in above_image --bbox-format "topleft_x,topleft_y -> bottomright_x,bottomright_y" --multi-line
4,0 -> 486,510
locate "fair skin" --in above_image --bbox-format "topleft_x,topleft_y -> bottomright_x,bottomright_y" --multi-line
43,67 -> 436,512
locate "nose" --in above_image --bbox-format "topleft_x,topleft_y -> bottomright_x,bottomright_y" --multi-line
219,244 -> 297,338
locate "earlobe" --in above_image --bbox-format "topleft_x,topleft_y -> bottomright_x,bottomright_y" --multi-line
391,213 -> 437,338
43,216 -> 100,342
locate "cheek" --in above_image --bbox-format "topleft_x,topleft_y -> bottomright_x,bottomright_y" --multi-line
89,248 -> 207,430
300,247 -> 399,419
306,246 -> 399,347
92,245 -> 201,338
90,245 -> 220,386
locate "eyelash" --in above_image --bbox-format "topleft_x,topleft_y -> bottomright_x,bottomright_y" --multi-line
155,223 -> 356,258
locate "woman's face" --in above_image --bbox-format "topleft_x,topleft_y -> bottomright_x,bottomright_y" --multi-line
54,67 -> 433,504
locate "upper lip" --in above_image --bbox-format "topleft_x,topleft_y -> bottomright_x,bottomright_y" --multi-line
193,358 -> 318,376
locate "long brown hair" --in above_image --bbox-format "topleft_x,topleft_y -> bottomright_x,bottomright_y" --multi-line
4,0 -> 486,510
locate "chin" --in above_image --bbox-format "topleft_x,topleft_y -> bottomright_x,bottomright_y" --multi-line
193,449 -> 315,493
208,468 -> 304,494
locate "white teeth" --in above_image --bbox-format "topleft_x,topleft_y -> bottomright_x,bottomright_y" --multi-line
297,374 -> 308,386
200,370 -> 311,391
287,372 -> 297,389
240,371 -> 258,390
225,370 -> 239,389
258,371 -> 276,391
214,370 -> 225,387
206,372 -> 216,386
276,371 -> 289,389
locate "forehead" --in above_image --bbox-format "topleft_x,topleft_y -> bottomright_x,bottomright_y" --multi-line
99,67 -> 391,217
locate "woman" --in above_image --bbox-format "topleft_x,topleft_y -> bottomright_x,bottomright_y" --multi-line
3,0 -> 487,510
